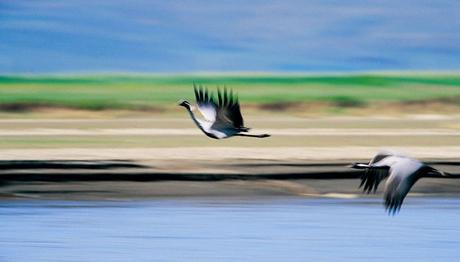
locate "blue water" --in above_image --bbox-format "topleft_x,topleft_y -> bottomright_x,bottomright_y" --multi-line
1,197 -> 459,262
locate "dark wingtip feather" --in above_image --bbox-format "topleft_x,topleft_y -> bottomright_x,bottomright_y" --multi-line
373,182 -> 379,193
223,87 -> 228,106
384,197 -> 401,215
200,85 -> 205,102
217,88 -> 223,105
193,84 -> 199,101
229,88 -> 234,105
204,87 -> 208,102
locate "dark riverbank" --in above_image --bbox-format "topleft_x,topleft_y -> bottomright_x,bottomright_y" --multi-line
1,159 -> 459,200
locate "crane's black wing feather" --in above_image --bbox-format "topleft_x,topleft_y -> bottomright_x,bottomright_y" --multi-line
359,153 -> 392,193
215,87 -> 244,129
192,85 -> 245,129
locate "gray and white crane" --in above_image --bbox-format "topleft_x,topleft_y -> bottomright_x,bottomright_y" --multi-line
350,151 -> 452,214
179,85 -> 270,139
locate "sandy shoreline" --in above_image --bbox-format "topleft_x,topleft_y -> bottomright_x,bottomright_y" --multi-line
0,147 -> 459,160
0,128 -> 459,136
0,116 -> 459,199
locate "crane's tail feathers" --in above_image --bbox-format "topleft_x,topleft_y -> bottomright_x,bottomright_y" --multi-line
239,127 -> 251,132
236,133 -> 271,138
439,171 -> 455,177
426,166 -> 450,177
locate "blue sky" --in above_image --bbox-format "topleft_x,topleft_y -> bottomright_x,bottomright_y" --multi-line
1,0 -> 459,73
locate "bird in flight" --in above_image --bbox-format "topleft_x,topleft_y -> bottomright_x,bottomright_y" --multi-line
179,84 -> 270,139
350,151 -> 452,214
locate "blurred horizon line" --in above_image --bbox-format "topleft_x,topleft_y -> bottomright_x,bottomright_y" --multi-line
2,70 -> 460,77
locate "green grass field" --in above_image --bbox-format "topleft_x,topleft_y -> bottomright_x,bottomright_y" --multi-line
1,73 -> 460,111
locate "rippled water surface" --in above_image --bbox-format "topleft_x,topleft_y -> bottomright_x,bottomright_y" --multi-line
1,197 -> 460,262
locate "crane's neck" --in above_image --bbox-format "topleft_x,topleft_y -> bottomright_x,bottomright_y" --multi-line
185,107 -> 208,134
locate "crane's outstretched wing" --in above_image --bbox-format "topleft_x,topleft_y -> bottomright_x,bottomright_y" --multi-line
212,87 -> 244,130
383,158 -> 424,214
360,167 -> 389,193
194,85 -> 217,122
359,152 -> 393,193
384,174 -> 418,214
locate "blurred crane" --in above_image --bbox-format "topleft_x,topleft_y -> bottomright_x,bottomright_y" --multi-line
350,151 -> 452,214
179,84 -> 270,139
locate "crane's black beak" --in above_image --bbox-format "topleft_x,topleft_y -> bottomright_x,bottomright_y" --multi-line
348,163 -> 370,169
178,100 -> 190,108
